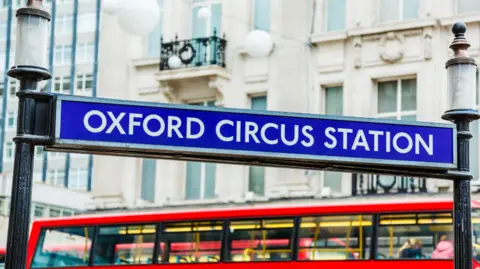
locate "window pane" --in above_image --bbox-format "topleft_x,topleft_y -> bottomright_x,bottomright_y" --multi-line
377,213 -> 453,259
379,0 -> 400,22
160,221 -> 222,263
185,162 -> 201,200
148,0 -> 163,56
31,227 -> 94,268
378,81 -> 397,113
298,215 -> 372,260
248,166 -> 265,195
228,218 -> 293,262
204,162 -> 216,199
254,0 -> 270,32
94,224 -> 156,265
457,0 -> 480,13
326,0 -> 346,31
403,0 -> 418,19
63,45 -> 72,64
323,171 -> 342,192
251,96 -> 267,110
76,74 -> 84,90
401,79 -> 416,111
325,86 -> 343,116
63,77 -> 71,94
141,158 -> 156,202
192,7 -> 207,38
33,205 -> 44,219
49,208 -> 61,217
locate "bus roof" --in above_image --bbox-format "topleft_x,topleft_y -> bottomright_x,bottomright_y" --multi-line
31,197 -> 462,228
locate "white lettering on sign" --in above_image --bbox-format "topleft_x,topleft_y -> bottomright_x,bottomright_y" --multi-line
81,110 -> 434,155
323,127 -> 434,155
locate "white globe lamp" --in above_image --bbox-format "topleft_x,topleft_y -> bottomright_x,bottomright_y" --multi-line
116,0 -> 160,36
102,0 -> 119,15
168,55 -> 182,69
244,30 -> 273,57
197,6 -> 211,20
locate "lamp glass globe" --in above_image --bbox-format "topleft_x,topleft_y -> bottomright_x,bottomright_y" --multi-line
102,0 -> 119,14
117,0 -> 160,36
197,6 -> 211,20
244,30 -> 273,58
168,55 -> 182,69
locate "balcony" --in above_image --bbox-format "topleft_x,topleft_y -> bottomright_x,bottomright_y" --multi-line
351,173 -> 427,196
154,31 -> 230,105
160,30 -> 226,71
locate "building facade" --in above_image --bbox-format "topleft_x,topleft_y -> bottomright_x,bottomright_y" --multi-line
90,0 -> 480,210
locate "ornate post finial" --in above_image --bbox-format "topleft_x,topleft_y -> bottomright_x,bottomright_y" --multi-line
450,21 -> 470,57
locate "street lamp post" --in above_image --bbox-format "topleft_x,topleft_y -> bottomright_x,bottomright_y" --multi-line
5,1 -> 51,269
442,22 -> 480,269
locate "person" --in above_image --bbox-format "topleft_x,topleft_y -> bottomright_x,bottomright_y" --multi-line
398,238 -> 422,258
432,233 -> 454,259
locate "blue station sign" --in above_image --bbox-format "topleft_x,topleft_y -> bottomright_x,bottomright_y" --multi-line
50,95 -> 456,171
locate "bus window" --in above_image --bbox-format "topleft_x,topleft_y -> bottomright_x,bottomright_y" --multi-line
228,218 -> 294,262
31,227 -> 94,268
377,212 -> 453,260
160,220 -> 223,263
472,207 -> 480,261
93,224 -> 156,265
297,214 -> 372,261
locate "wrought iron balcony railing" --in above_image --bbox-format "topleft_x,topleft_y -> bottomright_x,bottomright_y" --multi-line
160,29 -> 227,71
352,173 -> 427,196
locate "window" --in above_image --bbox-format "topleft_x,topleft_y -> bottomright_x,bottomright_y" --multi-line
9,80 -> 18,97
76,42 -> 94,63
379,0 -> 418,23
33,204 -> 45,219
186,101 -> 216,200
254,0 -> 270,32
76,74 -> 93,95
94,224 -> 156,265
325,0 -> 346,32
55,15 -> 73,35
323,86 -> 343,192
4,142 -> 13,160
457,0 -> 480,13
7,111 -> 15,129
377,78 -> 417,120
5,142 -> 15,160
49,208 -> 61,218
377,212 -> 453,259
191,0 -> 222,64
159,220 -> 222,263
68,168 -> 88,190
228,218 -> 293,262
54,44 -> 72,65
141,159 -> 156,202
148,0 -> 164,56
47,169 -> 65,187
248,96 -> 267,196
298,214 -> 372,260
54,76 -> 71,94
31,227 -> 94,268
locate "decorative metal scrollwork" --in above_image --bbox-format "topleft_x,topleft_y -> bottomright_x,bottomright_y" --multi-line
178,43 -> 196,64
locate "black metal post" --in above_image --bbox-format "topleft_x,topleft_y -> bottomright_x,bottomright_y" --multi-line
442,22 -> 480,269
4,79 -> 37,269
453,119 -> 474,269
4,2 -> 52,269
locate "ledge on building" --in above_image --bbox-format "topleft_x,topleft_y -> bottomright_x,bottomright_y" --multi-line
131,56 -> 161,69
310,18 -> 437,45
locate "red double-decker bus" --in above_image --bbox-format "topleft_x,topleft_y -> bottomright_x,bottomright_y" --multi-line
24,199 -> 480,269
